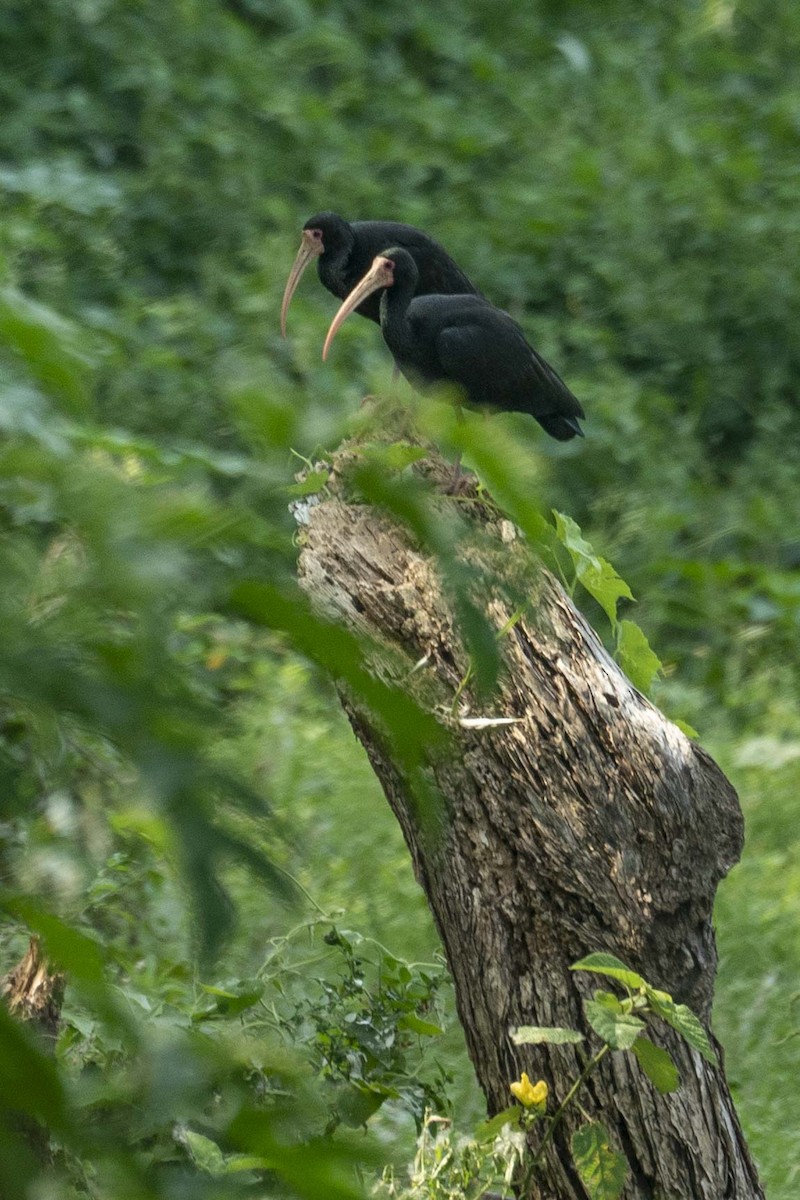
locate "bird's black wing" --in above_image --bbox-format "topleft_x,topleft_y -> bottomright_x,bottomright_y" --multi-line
353,221 -> 480,297
435,306 -> 584,435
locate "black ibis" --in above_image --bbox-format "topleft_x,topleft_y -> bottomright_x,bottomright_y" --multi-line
280,211 -> 479,336
322,248 -> 585,442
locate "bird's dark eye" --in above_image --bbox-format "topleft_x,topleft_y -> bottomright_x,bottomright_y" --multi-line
386,259 -> 395,271
310,229 -> 323,240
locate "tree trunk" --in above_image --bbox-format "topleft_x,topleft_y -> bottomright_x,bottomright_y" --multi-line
295,443 -> 763,1200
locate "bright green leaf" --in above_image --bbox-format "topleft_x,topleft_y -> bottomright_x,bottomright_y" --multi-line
553,512 -> 634,625
584,998 -> 645,1049
571,953 -> 646,990
616,620 -> 662,693
632,1037 -> 680,1093
592,990 -> 625,1012
644,989 -> 716,1065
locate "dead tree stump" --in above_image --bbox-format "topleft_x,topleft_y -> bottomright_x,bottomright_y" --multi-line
295,444 -> 762,1199
2,938 -> 64,1048
1,937 -> 64,1166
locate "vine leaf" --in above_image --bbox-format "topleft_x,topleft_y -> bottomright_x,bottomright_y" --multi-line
571,1122 -> 628,1200
632,1036 -> 680,1093
511,1025 -> 584,1045
553,511 -> 634,624
571,953 -> 645,991
475,1106 -> 522,1142
584,998 -> 645,1050
616,619 -> 662,692
287,469 -> 330,497
644,988 -> 717,1064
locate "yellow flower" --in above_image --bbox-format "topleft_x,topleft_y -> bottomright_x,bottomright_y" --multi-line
509,1072 -> 548,1108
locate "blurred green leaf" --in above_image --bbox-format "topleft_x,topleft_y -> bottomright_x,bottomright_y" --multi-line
0,1006 -> 68,1130
228,1114 -> 372,1200
287,468 -> 330,497
363,442 -> 429,472
398,1012 -> 443,1037
0,288 -> 92,415
229,580 -> 447,776
194,979 -> 265,1020
351,458 -> 500,694
179,1128 -> 228,1176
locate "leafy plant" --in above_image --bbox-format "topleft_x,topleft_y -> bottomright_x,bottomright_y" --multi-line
510,953 -> 716,1199
375,1109 -> 525,1200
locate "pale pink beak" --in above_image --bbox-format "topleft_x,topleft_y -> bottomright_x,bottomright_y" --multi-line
280,230 -> 324,337
322,256 -> 395,361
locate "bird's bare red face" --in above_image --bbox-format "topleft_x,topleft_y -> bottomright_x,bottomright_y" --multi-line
322,254 -> 395,360
280,227 -> 326,336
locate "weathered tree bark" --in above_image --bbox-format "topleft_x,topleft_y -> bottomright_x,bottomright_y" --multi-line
296,444 -> 763,1200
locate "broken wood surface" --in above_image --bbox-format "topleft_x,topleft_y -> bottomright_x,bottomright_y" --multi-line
1,937 -> 64,1048
296,443 -> 763,1199
1,936 -> 64,1166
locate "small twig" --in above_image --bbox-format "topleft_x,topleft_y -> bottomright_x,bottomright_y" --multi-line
534,1045 -> 609,1164
518,1044 -> 609,1195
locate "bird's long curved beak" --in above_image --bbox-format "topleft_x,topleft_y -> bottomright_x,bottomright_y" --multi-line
322,256 -> 394,361
280,231 -> 324,337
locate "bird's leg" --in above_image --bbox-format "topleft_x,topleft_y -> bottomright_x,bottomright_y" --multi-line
444,453 -> 477,495
444,409 -> 478,495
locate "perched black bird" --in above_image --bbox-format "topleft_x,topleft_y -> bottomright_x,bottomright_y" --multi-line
280,211 -> 479,336
323,248 -> 584,441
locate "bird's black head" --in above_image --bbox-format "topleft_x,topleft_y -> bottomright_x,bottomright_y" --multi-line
321,247 -> 420,361
375,247 -> 419,291
301,211 -> 353,259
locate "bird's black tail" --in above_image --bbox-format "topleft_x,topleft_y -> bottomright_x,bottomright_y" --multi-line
537,413 -> 584,441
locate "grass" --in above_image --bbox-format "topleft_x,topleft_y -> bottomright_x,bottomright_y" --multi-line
714,754 -> 800,1199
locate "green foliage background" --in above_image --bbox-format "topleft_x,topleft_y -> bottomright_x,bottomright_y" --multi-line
1,0 -> 799,1195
